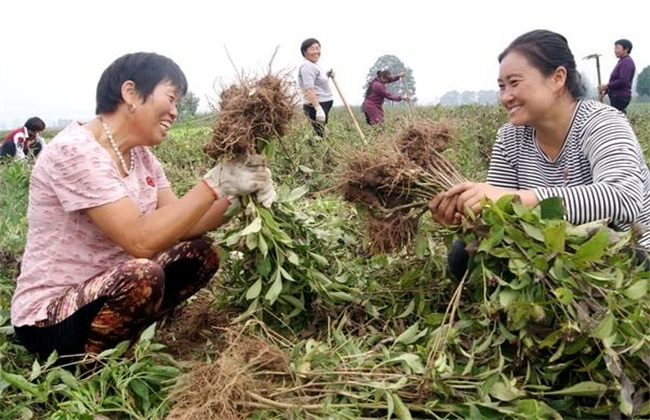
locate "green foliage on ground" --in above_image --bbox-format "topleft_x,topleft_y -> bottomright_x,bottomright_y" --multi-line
1,104 -> 649,418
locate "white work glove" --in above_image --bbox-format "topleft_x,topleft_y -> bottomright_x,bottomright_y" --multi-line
315,105 -> 326,122
256,178 -> 276,208
203,160 -> 271,199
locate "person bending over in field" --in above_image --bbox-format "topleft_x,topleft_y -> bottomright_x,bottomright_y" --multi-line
1,117 -> 46,160
362,70 -> 409,126
11,52 -> 276,359
429,29 -> 650,280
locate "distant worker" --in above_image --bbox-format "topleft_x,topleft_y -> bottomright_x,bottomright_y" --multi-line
362,70 -> 410,126
1,117 -> 46,159
598,39 -> 635,114
298,38 -> 334,138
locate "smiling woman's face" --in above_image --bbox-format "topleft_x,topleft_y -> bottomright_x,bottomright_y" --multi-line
305,43 -> 321,63
497,51 -> 564,127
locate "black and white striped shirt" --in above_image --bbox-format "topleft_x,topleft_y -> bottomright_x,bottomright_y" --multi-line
487,100 -> 650,248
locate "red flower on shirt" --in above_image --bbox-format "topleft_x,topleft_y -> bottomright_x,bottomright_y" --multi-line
146,176 -> 155,187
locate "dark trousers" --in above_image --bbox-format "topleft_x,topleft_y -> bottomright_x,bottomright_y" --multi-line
609,95 -> 631,114
14,237 -> 219,359
303,100 -> 333,137
0,141 -> 17,158
448,239 -> 470,281
0,141 -> 41,158
25,141 -> 43,158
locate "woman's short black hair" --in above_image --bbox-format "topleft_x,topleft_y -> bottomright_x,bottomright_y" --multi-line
498,29 -> 586,99
300,38 -> 320,57
95,52 -> 188,114
24,117 -> 45,132
377,69 -> 392,79
615,39 -> 633,54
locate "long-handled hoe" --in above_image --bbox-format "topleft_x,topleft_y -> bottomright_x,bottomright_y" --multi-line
583,53 -> 603,102
328,70 -> 367,144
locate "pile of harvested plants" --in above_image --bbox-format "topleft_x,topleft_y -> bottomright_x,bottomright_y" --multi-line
338,120 -> 465,253
203,67 -> 362,327
167,199 -> 650,419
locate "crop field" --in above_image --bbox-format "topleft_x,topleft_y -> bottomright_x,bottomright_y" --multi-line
1,103 -> 649,419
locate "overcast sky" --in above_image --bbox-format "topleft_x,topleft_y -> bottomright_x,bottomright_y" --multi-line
1,0 -> 648,129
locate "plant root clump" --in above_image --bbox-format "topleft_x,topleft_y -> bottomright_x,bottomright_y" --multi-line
204,72 -> 298,160
336,123 -> 466,254
338,146 -> 427,214
366,212 -> 421,254
166,328 -> 290,420
397,120 -> 454,169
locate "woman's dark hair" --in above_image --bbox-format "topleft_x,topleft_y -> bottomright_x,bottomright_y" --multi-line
364,70 -> 391,98
377,69 -> 392,80
498,29 -> 586,99
25,117 -> 45,132
300,38 -> 320,57
95,52 -> 188,114
615,39 -> 633,54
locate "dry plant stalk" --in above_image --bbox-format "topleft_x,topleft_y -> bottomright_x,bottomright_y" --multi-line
166,327 -> 290,420
204,71 -> 298,160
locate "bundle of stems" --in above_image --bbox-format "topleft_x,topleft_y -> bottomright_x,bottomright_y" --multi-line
339,141 -> 466,218
337,127 -> 466,253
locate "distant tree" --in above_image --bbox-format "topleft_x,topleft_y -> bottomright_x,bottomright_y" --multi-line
439,90 -> 460,106
477,90 -> 499,105
637,66 -> 650,97
364,55 -> 416,102
460,91 -> 477,105
177,91 -> 200,120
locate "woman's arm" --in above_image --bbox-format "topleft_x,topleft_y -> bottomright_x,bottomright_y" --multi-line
303,87 -> 320,108
85,181 -> 217,258
374,82 -> 403,102
156,188 -> 231,239
535,115 -> 645,225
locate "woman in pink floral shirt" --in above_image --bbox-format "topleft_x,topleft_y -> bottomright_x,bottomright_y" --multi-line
11,52 -> 276,359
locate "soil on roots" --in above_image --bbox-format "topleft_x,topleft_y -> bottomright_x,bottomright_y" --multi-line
366,212 -> 420,254
397,120 -> 454,169
165,328 -> 290,420
204,73 -> 297,160
338,147 -> 425,213
156,290 -> 236,360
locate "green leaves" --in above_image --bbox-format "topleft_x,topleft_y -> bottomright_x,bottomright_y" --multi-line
217,187 -> 361,326
0,324 -> 180,418
460,195 -> 650,415
544,381 -> 607,397
537,196 -> 565,220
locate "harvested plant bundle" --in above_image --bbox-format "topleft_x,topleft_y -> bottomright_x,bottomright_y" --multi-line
218,186 -> 361,329
203,72 -> 297,160
202,68 -> 362,326
338,121 -> 466,253
166,325 -> 290,420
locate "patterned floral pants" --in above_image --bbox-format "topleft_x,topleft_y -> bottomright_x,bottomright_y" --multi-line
15,236 -> 219,358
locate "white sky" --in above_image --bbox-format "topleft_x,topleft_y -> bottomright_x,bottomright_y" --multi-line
1,0 -> 648,129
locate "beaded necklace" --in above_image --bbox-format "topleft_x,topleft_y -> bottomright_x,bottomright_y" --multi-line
100,118 -> 134,175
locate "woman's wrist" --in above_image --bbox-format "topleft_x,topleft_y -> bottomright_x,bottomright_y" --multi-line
200,178 -> 219,200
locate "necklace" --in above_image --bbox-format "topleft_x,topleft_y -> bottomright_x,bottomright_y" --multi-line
100,119 -> 135,175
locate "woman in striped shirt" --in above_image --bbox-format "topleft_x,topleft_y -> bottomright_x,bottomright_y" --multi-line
429,29 -> 650,280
